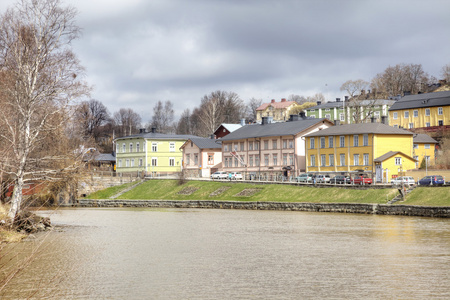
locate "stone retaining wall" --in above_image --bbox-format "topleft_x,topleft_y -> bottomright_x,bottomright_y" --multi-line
75,199 -> 450,218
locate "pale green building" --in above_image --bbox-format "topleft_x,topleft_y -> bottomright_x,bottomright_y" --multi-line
114,128 -> 198,176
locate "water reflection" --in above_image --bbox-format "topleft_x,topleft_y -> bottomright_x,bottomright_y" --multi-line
1,208 -> 449,299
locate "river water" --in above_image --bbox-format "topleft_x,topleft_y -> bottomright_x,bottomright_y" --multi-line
1,208 -> 449,299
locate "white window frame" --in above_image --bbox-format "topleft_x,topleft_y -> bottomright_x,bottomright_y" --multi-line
424,144 -> 430,149
425,108 -> 430,116
353,154 -> 359,166
310,138 -> 315,149
152,142 -> 158,152
340,154 -> 345,166
136,142 -> 140,152
363,134 -> 368,146
122,143 -> 126,153
320,137 -> 325,148
363,154 -> 369,166
310,155 -> 316,167
340,136 -> 345,147
404,111 -> 409,118
353,135 -> 359,147
169,157 -> 175,166
169,142 -> 175,152
329,136 -> 333,148
413,110 -> 418,117
395,157 -> 401,166
393,112 -> 398,119
438,107 -> 443,115
340,113 -> 345,121
129,143 -> 133,153
320,154 -> 326,167
329,154 -> 334,166
151,157 -> 158,166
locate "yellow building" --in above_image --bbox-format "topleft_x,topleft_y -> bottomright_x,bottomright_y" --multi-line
412,133 -> 438,168
256,98 -> 301,122
304,122 -> 416,182
388,91 -> 450,130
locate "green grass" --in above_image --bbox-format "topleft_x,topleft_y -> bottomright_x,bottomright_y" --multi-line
399,187 -> 450,206
86,181 -> 137,199
113,180 -> 398,204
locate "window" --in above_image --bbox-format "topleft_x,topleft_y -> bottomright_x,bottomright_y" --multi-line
249,155 -> 253,167
310,109 -> 315,112
264,154 -> 269,166
240,155 -> 245,166
340,136 -> 345,147
310,115 -> 316,118
340,113 -> 345,121
234,157 -> 239,167
186,154 -> 190,165
325,108 -> 330,111
363,154 -> 369,166
353,135 -> 359,147
394,125 -> 398,128
208,154 -> 214,165
353,154 -> 359,166
283,139 -> 287,149
234,144 -> 238,151
374,111 -> 380,118
139,158 -> 143,166
395,157 -> 401,165
118,159 -> 122,168
426,122 -> 430,127
131,159 -> 134,167
194,154 -> 198,165
126,159 -> 129,167
414,156 -> 419,167
321,154 -> 326,167
240,142 -> 244,151
325,114 -> 331,119
310,138 -> 315,149
224,157 -> 228,168
363,134 -> 368,146
329,154 -> 334,166
413,110 -> 418,117
264,140 -> 269,150
413,144 -> 418,149
152,142 -> 157,152
404,111 -> 409,118
122,143 -> 126,153
249,142 -> 253,151
393,112 -> 398,119
136,142 -> 140,152
320,137 -> 325,148
438,120 -> 443,126
328,137 -> 334,148
409,123 -> 414,129
169,142 -> 175,152
289,154 -> 294,165
289,140 -> 294,148
224,144 -> 228,152
116,143 -> 119,153
152,158 -> 157,167
438,107 -> 443,115
311,155 -> 316,167
273,154 -> 278,166
255,142 -> 259,150
283,154 -> 288,165
424,144 -> 430,149
425,108 -> 430,116
255,155 -> 260,166
129,143 -> 133,152
169,158 -> 175,167
272,140 -> 277,149
340,154 -> 345,166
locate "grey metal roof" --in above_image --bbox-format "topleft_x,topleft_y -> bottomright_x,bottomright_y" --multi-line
115,132 -> 199,141
374,151 -> 416,162
413,133 -> 438,144
389,91 -> 450,111
304,122 -> 413,137
307,99 -> 395,111
189,137 -> 222,149
83,152 -> 116,162
220,118 -> 331,141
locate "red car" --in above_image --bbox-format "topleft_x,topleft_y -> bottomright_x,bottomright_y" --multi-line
351,176 -> 373,185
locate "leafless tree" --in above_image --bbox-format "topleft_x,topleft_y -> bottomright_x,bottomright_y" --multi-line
288,94 -> 308,104
175,109 -> 192,135
149,100 -> 174,134
113,108 -> 142,137
0,0 -> 89,222
76,99 -> 110,140
441,63 -> 450,82
246,97 -> 263,123
340,79 -> 369,99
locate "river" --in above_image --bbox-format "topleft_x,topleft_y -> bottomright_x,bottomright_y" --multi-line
1,208 -> 449,299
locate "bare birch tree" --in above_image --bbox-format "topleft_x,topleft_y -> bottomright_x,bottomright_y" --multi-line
113,108 -> 142,137
0,0 -> 89,222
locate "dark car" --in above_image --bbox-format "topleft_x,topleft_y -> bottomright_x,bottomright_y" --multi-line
330,175 -> 351,184
418,175 -> 445,186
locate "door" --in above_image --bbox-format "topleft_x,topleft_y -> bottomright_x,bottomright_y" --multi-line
376,164 -> 382,183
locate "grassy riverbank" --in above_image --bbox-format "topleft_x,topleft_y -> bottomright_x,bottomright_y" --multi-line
0,204 -> 26,243
86,180 -> 398,204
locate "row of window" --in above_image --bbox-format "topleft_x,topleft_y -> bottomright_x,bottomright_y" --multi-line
117,157 -> 178,168
393,120 -> 444,129
223,139 -> 294,152
117,142 -> 177,153
310,153 -> 371,167
185,154 -> 215,166
392,107 -> 443,120
310,135 -> 369,149
310,106 -> 382,113
223,153 -> 295,167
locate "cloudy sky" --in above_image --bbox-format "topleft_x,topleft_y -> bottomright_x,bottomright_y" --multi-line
3,0 -> 450,122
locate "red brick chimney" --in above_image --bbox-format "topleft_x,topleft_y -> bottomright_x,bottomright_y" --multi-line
271,99 -> 275,103
281,98 -> 286,102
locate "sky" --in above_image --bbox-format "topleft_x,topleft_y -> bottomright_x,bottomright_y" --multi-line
2,0 -> 450,123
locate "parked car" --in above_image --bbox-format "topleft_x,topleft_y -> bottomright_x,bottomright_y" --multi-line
351,175 -> 373,185
210,171 -> 228,180
390,176 -> 416,186
316,174 -> 331,183
330,175 -> 351,184
295,173 -> 314,183
418,175 -> 445,186
229,172 -> 243,180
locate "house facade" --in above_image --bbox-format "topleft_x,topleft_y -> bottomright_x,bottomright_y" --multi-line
180,137 -> 222,178
306,98 -> 395,124
256,98 -> 301,123
412,133 -> 438,168
304,122 -> 416,182
220,116 -> 333,179
114,128 -> 197,175
388,90 -> 450,131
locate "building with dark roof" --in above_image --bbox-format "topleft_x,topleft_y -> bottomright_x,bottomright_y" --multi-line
219,116 -> 334,178
256,98 -> 301,123
213,123 -> 243,139
180,137 -> 222,178
304,122 -> 416,182
388,91 -> 450,131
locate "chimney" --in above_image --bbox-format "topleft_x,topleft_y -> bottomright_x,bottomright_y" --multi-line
281,98 -> 286,102
271,99 -> 275,103
381,116 -> 387,125
262,117 -> 269,125
210,134 -> 215,139
299,111 -> 306,119
345,96 -> 349,101
240,118 -> 246,126
371,117 -> 376,123
334,120 -> 340,126
289,114 -> 299,121
139,128 -> 146,134
151,127 -> 157,133
336,98 -> 341,102
317,101 -> 322,106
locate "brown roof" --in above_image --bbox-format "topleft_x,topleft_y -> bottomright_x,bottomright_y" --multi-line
374,151 -> 417,162
256,99 -> 298,111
